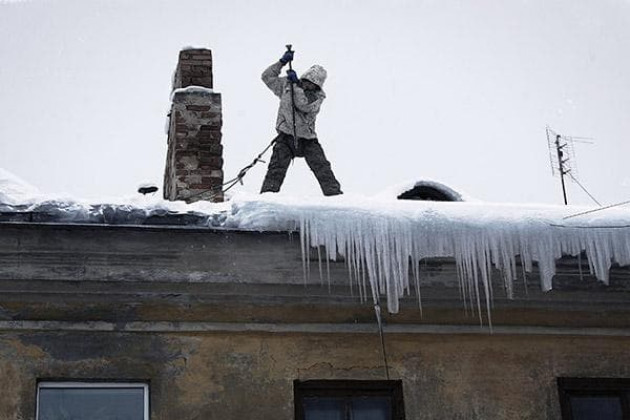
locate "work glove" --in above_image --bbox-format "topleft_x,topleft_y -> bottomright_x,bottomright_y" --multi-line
279,50 -> 294,65
286,69 -> 299,84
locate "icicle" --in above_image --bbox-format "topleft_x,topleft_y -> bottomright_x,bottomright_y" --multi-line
288,199 -> 630,323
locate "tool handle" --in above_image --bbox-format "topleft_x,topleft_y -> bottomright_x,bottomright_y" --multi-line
285,45 -> 294,70
284,45 -> 299,152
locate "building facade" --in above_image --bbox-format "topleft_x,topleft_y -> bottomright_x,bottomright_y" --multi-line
0,221 -> 629,419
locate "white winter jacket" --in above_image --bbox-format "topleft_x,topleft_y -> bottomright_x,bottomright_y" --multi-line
262,61 -> 326,140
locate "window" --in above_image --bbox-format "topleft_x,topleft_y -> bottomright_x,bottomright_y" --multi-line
37,381 -> 149,420
558,378 -> 630,420
295,380 -> 405,420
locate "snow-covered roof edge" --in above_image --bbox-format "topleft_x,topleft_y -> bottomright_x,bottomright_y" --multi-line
3,168 -> 630,322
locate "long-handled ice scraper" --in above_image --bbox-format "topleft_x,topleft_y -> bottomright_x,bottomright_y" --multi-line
285,44 -> 299,154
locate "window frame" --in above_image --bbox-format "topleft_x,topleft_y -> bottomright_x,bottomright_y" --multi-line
36,380 -> 150,420
294,379 -> 405,420
557,377 -> 630,420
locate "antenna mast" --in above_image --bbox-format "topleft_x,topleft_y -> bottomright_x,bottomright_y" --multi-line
555,132 -> 569,205
546,126 -> 598,206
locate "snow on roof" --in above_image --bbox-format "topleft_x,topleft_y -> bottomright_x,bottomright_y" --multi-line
170,86 -> 215,101
181,45 -> 210,51
2,175 -> 630,317
0,168 -> 41,206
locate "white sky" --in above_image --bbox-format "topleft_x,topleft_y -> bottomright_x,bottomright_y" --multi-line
1,0 -> 629,205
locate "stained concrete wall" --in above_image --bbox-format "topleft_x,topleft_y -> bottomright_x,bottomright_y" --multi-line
0,223 -> 628,328
1,331 -> 630,419
1,222 -> 629,419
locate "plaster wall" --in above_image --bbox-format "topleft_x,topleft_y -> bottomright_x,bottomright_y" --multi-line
1,331 -> 629,419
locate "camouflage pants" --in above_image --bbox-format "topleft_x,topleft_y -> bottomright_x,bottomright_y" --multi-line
260,133 -> 342,196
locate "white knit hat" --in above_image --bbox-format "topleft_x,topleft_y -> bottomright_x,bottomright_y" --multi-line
301,65 -> 327,88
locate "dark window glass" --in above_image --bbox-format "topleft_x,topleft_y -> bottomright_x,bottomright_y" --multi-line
558,378 -> 630,420
295,380 -> 404,420
38,385 -> 146,420
351,396 -> 392,420
303,397 -> 345,420
569,396 -> 623,420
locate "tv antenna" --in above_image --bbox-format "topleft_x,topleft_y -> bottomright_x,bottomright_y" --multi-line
546,126 -> 599,205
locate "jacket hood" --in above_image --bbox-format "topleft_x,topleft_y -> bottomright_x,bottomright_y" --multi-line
301,65 -> 327,88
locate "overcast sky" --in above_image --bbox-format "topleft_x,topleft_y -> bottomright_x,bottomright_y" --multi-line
1,0 -> 629,206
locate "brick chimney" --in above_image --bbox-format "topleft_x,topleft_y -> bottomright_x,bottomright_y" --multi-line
163,48 -> 224,203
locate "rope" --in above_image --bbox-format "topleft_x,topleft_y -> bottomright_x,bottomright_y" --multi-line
186,139 -> 277,201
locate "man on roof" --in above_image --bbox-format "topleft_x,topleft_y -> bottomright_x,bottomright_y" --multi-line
259,49 -> 342,196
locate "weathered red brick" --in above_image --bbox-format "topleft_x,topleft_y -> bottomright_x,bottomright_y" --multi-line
198,136 -> 220,145
198,121 -> 220,130
185,66 -> 211,73
186,63 -> 211,70
186,105 -> 211,112
198,156 -> 223,166
192,77 -> 212,88
202,176 -> 224,184
174,150 -> 196,157
185,49 -> 211,55
199,147 -> 222,157
199,112 -> 221,121
206,144 -> 223,155
178,58 -> 210,65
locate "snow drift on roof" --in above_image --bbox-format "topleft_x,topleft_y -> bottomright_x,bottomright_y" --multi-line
0,168 -> 41,205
